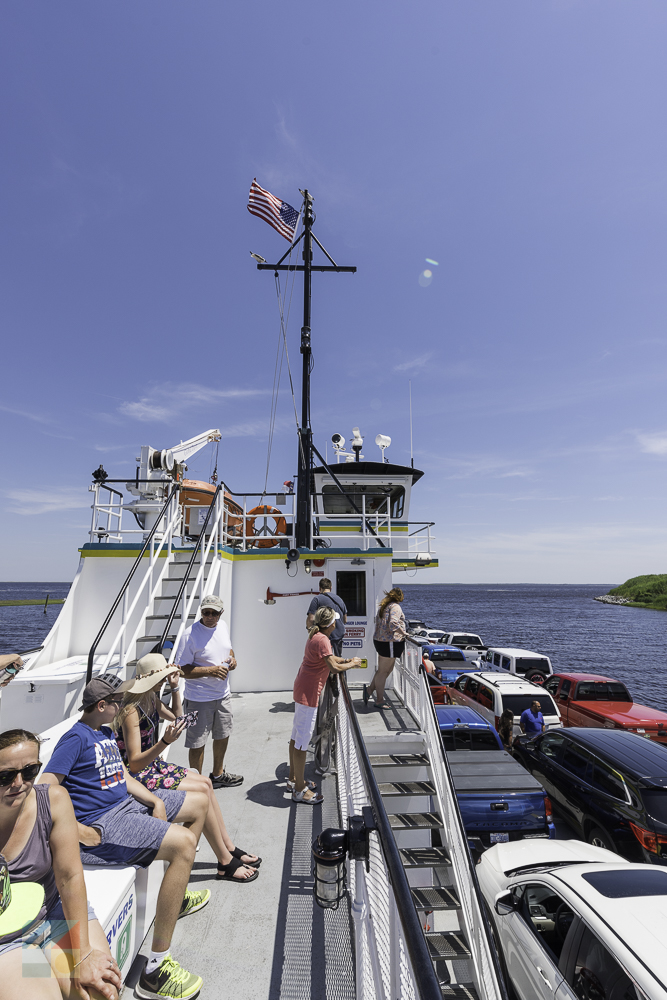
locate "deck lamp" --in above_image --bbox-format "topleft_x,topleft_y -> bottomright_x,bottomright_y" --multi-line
312,808 -> 376,910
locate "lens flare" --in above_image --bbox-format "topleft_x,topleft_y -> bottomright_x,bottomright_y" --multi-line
425,258 -> 439,266
418,270 -> 433,287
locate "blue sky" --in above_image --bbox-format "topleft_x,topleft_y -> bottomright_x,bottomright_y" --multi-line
3,0 -> 667,583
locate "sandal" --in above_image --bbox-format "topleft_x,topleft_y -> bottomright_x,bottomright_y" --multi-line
230,846 -> 262,868
292,788 -> 324,805
217,856 -> 259,883
375,700 -> 390,709
286,778 -> 316,792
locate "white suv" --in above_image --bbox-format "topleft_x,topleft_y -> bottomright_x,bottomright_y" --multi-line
449,672 -> 561,735
482,647 -> 553,685
478,838 -> 667,1000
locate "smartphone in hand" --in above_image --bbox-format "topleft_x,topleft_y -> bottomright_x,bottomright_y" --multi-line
174,710 -> 199,728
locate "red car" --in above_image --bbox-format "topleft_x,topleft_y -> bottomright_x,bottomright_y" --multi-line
544,672 -> 667,745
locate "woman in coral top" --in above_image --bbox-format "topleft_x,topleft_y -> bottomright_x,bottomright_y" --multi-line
290,606 -> 360,803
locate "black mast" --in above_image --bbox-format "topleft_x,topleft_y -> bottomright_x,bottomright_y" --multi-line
256,190 -> 356,548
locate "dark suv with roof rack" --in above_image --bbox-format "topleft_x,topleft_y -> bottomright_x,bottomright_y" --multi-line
513,727 -> 667,865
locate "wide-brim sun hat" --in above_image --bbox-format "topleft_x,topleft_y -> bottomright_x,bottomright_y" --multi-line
124,653 -> 180,695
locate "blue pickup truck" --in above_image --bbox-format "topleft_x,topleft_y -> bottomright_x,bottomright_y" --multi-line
436,705 -> 555,848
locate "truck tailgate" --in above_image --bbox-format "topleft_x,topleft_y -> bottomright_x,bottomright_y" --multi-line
447,750 -> 547,835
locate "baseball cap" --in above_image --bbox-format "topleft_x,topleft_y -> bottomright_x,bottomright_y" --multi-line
200,595 -> 224,613
0,855 -> 44,936
79,678 -> 123,712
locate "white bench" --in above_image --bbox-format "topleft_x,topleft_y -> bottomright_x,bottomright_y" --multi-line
39,717 -> 166,979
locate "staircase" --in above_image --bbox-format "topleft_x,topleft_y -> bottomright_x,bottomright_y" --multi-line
130,549 -> 216,663
368,744 -> 480,998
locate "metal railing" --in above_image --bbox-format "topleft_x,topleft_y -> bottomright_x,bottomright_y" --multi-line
86,487 -> 181,683
338,675 -> 442,1000
159,486 -> 224,658
89,483 -> 124,543
393,646 -> 509,1000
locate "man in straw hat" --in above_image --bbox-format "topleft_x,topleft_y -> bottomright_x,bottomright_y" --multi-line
40,676 -> 210,999
173,595 -> 243,789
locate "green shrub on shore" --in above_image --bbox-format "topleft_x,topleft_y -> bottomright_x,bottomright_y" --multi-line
609,575 -> 667,611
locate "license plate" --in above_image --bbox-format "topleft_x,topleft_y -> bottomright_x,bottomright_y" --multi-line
490,833 -> 510,844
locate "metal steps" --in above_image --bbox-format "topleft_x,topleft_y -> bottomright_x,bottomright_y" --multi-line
411,886 -> 460,911
368,742 -> 481,994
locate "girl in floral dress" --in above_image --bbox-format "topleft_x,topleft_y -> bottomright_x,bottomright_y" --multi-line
114,653 -> 261,882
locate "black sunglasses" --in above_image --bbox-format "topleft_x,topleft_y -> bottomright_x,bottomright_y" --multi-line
0,763 -> 42,786
201,609 -> 221,616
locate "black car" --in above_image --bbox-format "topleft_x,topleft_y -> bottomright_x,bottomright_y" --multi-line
512,727 -> 667,865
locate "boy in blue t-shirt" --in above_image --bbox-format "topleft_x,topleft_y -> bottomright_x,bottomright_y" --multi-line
39,677 -> 209,999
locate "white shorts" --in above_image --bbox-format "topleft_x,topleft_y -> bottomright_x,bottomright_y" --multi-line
291,702 -> 318,751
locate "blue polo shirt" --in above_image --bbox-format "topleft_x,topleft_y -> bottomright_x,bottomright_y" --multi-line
520,708 -> 545,735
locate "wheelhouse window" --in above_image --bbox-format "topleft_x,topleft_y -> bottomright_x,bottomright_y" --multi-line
320,484 -> 405,517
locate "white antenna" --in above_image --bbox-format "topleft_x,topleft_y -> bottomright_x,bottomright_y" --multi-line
409,380 -> 414,469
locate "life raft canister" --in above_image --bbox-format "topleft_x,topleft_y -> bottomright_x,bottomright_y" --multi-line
245,505 -> 287,548
179,480 -> 243,537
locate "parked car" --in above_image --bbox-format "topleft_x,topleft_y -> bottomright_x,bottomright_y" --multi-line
437,706 -> 555,849
440,631 -> 486,653
424,645 -> 482,704
449,672 -> 562,736
481,647 -> 553,685
512,727 -> 667,865
545,672 -> 667,745
411,627 -> 448,644
477,837 -> 667,1000
406,619 -> 427,633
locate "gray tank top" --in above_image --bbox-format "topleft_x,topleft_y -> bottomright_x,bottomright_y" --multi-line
0,783 -> 59,943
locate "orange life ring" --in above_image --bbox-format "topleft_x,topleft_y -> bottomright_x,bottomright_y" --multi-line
245,505 -> 287,548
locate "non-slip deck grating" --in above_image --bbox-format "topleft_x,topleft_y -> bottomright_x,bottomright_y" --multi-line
378,781 -> 436,796
369,754 -> 430,767
411,886 -> 460,911
425,932 -> 471,960
440,985 -> 479,1000
400,847 -> 452,868
389,812 -> 443,830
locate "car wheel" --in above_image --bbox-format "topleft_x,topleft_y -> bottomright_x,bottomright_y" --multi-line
526,671 -> 546,686
587,825 -> 616,853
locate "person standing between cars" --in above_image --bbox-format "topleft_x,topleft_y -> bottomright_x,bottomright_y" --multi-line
498,708 -> 515,749
290,607 -> 361,803
520,700 -> 545,736
364,588 -> 407,709
173,596 -> 243,789
306,579 -> 347,655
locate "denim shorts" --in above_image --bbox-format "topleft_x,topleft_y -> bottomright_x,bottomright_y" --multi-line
0,897 -> 97,958
79,787 -> 186,868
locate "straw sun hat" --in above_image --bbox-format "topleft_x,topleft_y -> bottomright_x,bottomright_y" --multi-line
125,653 -> 180,695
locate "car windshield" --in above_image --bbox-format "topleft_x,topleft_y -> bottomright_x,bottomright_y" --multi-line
514,658 -> 550,674
452,635 -> 482,645
441,729 -> 500,751
641,790 -> 667,825
575,681 -> 631,701
501,694 -> 558,716
430,650 -> 465,661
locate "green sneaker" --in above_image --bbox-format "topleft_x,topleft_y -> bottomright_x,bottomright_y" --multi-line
178,888 -> 211,919
136,955 -> 203,999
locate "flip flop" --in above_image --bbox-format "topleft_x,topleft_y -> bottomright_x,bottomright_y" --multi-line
217,857 -> 259,883
230,846 -> 262,869
292,788 -> 324,804
286,778 -> 317,792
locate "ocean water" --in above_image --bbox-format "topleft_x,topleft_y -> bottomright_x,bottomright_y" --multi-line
401,583 -> 667,712
1,580 -> 665,712
0,583 -> 71,655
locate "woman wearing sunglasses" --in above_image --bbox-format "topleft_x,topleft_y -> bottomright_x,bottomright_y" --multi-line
0,728 -> 121,999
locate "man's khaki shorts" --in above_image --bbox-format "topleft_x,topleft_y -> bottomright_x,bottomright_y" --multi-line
184,695 -> 234,748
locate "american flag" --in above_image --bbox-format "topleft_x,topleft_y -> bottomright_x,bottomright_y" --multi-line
247,179 -> 300,242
